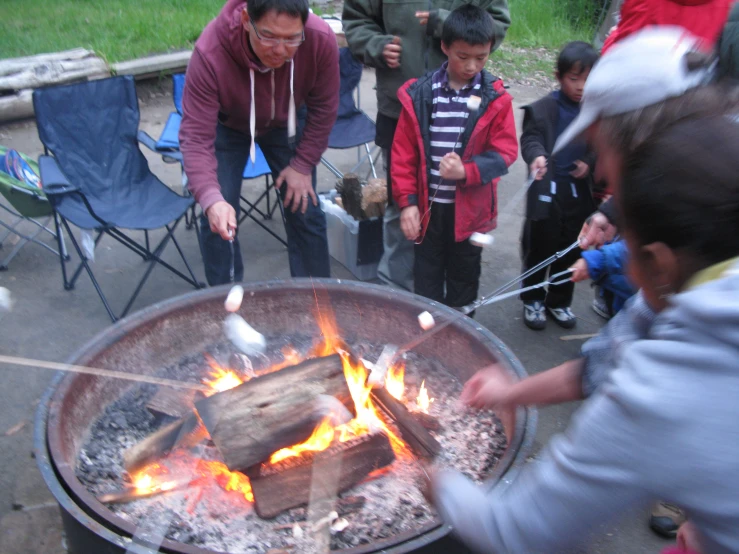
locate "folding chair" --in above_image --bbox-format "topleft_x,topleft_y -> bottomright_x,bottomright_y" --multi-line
33,75 -> 205,322
0,147 -> 67,270
319,46 -> 380,179
138,74 -> 286,245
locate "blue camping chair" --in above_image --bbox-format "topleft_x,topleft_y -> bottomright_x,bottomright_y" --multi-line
138,74 -> 286,246
320,47 -> 380,179
33,75 -> 205,322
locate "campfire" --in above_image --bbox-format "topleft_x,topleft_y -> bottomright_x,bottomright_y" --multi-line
112,307 -> 440,520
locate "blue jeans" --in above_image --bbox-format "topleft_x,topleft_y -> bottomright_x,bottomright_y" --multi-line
199,124 -> 330,285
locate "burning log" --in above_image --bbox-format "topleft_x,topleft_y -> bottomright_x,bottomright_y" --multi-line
371,388 -> 441,459
195,354 -> 355,472
413,410 -> 441,432
247,432 -> 395,518
146,388 -> 204,419
123,413 -> 207,474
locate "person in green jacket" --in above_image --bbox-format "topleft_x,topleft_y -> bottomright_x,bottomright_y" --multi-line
342,0 -> 510,292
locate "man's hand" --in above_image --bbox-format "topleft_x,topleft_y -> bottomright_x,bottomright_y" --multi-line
275,165 -> 316,214
570,159 -> 590,179
578,211 -> 617,249
383,36 -> 402,69
415,11 -> 430,25
205,200 -> 237,241
569,258 -> 590,283
400,205 -> 421,241
439,152 -> 466,181
530,155 -> 547,180
460,365 -> 515,411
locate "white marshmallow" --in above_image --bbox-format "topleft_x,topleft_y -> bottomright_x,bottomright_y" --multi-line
224,314 -> 266,356
224,285 -> 244,312
469,232 -> 494,247
0,287 -> 11,312
467,95 -> 482,112
417,311 -> 435,330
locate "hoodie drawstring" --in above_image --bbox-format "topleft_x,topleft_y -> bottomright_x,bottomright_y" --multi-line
249,60 -> 297,160
288,59 -> 296,146
249,68 -> 256,164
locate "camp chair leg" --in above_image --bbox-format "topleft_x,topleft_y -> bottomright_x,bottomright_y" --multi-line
144,231 -> 151,260
238,197 -> 288,247
57,217 -> 117,320
106,228 -> 154,262
320,157 -> 344,179
161,222 -> 205,289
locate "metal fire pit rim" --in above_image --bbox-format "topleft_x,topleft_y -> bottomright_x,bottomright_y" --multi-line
37,278 -> 537,554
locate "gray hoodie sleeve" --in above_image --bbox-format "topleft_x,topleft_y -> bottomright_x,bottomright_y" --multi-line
433,379 -> 654,553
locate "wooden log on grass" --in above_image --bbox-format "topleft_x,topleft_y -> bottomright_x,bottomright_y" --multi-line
194,354 -> 355,472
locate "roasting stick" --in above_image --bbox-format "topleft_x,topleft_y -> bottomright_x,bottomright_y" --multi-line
387,240 -> 582,364
0,354 -> 211,392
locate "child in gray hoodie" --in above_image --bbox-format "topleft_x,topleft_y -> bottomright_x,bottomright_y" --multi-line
432,106 -> 739,554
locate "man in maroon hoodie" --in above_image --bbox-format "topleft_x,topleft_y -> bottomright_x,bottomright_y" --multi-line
180,0 -> 339,285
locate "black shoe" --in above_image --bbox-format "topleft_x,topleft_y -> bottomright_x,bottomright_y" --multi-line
649,502 -> 686,538
523,301 -> 546,330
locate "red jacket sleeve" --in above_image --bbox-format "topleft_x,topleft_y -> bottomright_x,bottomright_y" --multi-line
391,102 -> 422,209
601,0 -> 651,53
179,49 -> 224,212
462,93 -> 518,188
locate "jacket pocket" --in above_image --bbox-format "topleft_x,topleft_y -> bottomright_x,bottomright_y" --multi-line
525,177 -> 553,221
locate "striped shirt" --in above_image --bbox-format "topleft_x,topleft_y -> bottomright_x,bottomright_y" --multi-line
428,63 -> 482,204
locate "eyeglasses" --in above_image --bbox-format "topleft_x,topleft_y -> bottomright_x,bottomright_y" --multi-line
250,21 -> 305,47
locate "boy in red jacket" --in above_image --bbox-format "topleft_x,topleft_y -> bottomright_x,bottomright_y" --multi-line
392,4 -> 517,310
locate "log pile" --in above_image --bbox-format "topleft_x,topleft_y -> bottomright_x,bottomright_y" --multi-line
0,49 -> 110,123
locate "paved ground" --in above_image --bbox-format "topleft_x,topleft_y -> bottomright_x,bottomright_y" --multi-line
0,69 -> 668,553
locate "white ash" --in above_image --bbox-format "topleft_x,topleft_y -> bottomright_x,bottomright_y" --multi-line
75,337 -> 506,553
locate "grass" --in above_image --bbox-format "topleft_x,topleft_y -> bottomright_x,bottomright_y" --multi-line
0,0 -> 223,63
0,0 -> 598,70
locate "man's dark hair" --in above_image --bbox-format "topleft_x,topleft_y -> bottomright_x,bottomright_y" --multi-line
247,0 -> 309,25
441,5 -> 495,47
557,41 -> 599,76
620,115 -> 739,268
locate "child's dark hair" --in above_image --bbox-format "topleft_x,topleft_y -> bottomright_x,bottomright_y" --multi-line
557,41 -> 599,76
247,0 -> 309,25
620,115 -> 739,268
441,5 -> 495,47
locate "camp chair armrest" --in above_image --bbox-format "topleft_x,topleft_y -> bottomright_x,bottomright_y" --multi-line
38,155 -> 79,195
137,130 -> 158,153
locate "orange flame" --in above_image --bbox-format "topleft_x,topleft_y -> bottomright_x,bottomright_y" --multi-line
269,416 -> 336,464
416,380 -> 434,414
203,355 -> 246,394
196,460 -> 254,503
385,361 -> 405,401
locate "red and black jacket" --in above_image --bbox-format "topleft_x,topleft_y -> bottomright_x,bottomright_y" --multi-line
391,70 -> 518,242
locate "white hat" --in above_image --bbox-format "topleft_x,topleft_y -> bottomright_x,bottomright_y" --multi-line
553,27 -> 714,154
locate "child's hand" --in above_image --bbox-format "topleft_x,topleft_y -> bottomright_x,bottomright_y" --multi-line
415,11 -> 429,25
569,258 -> 590,282
570,160 -> 590,179
400,205 -> 421,241
383,36 -> 402,69
460,365 -> 515,411
439,153 -> 466,181
530,156 -> 547,180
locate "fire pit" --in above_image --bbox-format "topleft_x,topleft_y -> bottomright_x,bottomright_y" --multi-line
35,280 -> 536,553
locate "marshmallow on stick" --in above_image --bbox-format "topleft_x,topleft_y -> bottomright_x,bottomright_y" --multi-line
224,314 -> 266,356
469,232 -> 494,248
417,311 -> 436,330
467,95 -> 481,112
224,285 -> 244,312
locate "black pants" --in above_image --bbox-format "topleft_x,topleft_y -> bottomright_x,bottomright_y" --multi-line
520,180 -> 594,308
414,203 -> 482,309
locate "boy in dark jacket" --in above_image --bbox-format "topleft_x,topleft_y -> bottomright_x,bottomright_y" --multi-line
392,5 -> 518,310
520,42 -> 599,330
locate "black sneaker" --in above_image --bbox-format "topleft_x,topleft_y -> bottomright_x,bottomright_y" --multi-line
649,502 -> 686,538
523,301 -> 546,330
546,306 -> 577,329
